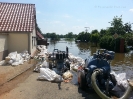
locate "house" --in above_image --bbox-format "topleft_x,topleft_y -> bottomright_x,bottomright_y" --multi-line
36,30 -> 49,45
0,2 -> 44,61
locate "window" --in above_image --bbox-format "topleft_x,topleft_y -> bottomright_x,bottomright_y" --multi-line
32,36 -> 36,48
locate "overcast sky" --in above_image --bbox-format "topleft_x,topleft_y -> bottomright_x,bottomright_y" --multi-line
1,0 -> 133,34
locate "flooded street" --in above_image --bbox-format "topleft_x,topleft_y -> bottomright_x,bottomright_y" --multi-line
47,39 -> 133,83
47,39 -> 133,67
0,39 -> 133,99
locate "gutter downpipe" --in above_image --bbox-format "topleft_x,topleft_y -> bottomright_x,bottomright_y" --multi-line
91,69 -> 132,99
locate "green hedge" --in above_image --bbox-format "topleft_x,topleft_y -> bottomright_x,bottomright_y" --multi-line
99,36 -> 127,52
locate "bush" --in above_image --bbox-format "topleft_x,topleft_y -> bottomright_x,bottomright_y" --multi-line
99,36 -> 115,51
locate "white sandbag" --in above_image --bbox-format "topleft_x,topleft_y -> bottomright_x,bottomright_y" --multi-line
111,71 -> 128,90
5,56 -> 10,61
62,70 -> 73,80
110,71 -> 133,98
33,67 -> 40,72
0,60 -> 6,65
8,51 -> 17,57
38,68 -> 63,82
19,59 -> 24,65
20,50 -> 30,61
41,60 -> 49,68
12,62 -> 20,66
21,53 -> 26,58
54,75 -> 63,82
116,73 -> 128,90
7,59 -> 14,64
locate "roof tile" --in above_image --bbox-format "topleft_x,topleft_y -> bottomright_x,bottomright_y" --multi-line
0,2 -> 35,32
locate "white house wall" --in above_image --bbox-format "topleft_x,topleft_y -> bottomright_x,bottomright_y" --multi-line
29,25 -> 37,56
8,33 -> 28,53
0,34 -> 8,61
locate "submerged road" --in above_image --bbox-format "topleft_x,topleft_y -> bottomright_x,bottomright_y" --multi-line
0,67 -> 101,99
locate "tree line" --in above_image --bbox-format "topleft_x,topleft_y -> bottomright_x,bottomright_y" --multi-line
42,32 -> 77,40
76,16 -> 133,52
40,16 -> 133,52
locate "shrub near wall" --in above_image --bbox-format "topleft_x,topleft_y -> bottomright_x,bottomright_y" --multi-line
99,36 -> 128,52
99,36 -> 115,51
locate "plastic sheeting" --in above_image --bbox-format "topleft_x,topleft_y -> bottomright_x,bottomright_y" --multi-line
110,70 -> 133,98
34,60 -> 49,72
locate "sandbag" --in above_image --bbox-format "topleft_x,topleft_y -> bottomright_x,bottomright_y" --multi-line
38,68 -> 63,82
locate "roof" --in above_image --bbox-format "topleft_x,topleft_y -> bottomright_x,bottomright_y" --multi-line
37,31 -> 44,39
0,2 -> 36,32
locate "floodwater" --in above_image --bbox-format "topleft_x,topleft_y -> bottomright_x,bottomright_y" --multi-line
47,38 -> 133,67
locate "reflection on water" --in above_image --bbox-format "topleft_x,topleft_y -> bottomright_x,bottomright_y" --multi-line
47,39 -> 133,67
76,42 -> 90,55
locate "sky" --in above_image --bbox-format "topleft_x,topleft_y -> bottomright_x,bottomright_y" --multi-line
1,0 -> 133,34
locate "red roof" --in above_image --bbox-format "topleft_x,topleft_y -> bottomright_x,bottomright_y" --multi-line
0,2 -> 36,32
37,31 -> 44,39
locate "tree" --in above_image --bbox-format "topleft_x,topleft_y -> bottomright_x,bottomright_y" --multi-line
76,32 -> 90,42
108,16 -> 125,35
100,29 -> 107,36
67,32 -> 73,38
90,33 -> 100,46
124,22 -> 133,33
50,33 -> 58,40
99,36 -> 115,51
91,29 -> 99,34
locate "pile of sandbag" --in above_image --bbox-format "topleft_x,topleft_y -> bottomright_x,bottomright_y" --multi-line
20,50 -> 30,62
5,51 -> 30,66
37,68 -> 74,83
5,51 -> 23,66
33,45 -> 49,72
37,45 -> 48,56
68,53 -> 85,71
36,49 -> 84,83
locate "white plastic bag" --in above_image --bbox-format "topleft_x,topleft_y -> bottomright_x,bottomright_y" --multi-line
19,59 -> 24,65
8,59 -> 14,64
115,73 -> 128,90
12,62 -> 19,66
42,60 -> 49,68
110,71 -> 131,97
62,70 -> 73,80
0,60 -> 6,65
8,51 -> 17,57
38,68 -> 63,82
